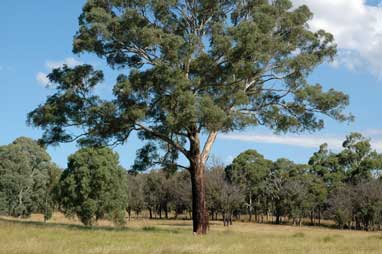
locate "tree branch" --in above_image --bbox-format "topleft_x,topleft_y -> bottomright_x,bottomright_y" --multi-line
135,123 -> 190,158
201,131 -> 218,164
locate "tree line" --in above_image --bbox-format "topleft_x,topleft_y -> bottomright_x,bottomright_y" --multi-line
2,132 -> 382,231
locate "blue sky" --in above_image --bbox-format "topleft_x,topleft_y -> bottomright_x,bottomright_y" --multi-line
1,0 -> 382,169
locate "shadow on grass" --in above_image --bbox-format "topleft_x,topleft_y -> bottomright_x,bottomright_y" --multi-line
161,223 -> 192,227
161,221 -> 223,228
256,220 -> 340,230
141,225 -> 180,233
0,217 -> 181,234
291,232 -> 305,238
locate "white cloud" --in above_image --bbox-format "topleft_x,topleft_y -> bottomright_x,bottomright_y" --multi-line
45,57 -> 82,70
364,128 -> 382,136
36,72 -> 50,86
292,0 -> 382,77
220,132 -> 382,151
221,133 -> 344,149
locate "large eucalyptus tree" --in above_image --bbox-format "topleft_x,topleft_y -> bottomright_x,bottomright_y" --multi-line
28,0 -> 351,234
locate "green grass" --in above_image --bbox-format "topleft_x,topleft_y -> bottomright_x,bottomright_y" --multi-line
292,232 -> 305,238
1,216 -> 382,254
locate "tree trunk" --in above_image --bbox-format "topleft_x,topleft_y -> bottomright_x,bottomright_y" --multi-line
356,218 -> 361,230
210,209 -> 214,221
310,211 -> 314,225
187,131 -> 216,235
190,161 -> 208,235
248,193 -> 253,222
149,208 -> 152,219
165,203 -> 168,219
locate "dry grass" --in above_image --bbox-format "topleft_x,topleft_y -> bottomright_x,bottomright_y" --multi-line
1,214 -> 382,254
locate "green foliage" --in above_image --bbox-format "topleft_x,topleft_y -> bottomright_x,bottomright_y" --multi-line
0,192 -> 7,215
328,180 -> 382,230
283,169 -> 313,224
338,133 -> 382,183
126,173 -> 145,218
227,150 -> 272,187
171,170 -> 192,216
309,143 -> 345,189
57,147 -> 128,226
267,159 -> 310,224
28,0 -> 351,172
310,133 -> 382,185
142,170 -> 175,219
0,137 -> 60,218
27,0 -> 352,234
226,150 -> 271,219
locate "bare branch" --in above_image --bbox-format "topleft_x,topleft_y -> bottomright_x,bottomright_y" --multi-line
201,131 -> 218,164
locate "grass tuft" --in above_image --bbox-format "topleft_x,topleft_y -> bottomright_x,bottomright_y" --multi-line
292,232 -> 305,238
322,235 -> 335,243
142,226 -> 158,231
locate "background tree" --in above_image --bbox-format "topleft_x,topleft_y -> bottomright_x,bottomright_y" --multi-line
171,170 -> 192,219
142,170 -> 163,219
39,164 -> 61,222
338,133 -> 382,183
282,166 -> 312,226
0,137 -> 59,218
206,166 -> 224,221
126,173 -> 145,220
306,173 -> 327,225
309,143 -> 345,191
327,184 -> 353,229
206,165 -> 244,226
226,149 -> 271,222
28,0 -> 351,234
0,192 -> 6,215
351,180 -> 382,231
328,180 -> 382,231
266,158 -> 297,224
57,147 -> 128,226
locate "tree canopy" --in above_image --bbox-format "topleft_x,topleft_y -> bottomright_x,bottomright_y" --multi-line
0,137 -> 60,218
226,149 -> 272,221
27,0 -> 351,234
57,147 -> 128,226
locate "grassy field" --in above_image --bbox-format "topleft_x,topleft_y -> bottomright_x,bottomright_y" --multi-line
1,214 -> 382,254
